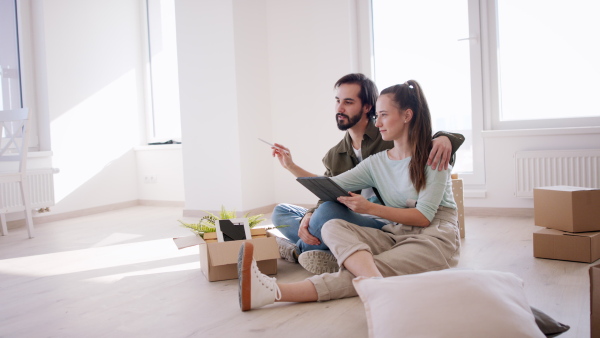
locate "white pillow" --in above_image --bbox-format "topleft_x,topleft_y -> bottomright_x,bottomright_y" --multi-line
353,269 -> 545,338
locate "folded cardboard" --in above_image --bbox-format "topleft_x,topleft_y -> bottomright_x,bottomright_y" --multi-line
591,264 -> 600,338
533,228 -> 600,263
203,228 -> 268,243
452,178 -> 465,239
533,186 -> 600,232
173,229 -> 280,282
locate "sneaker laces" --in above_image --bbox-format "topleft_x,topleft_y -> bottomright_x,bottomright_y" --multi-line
252,263 -> 282,301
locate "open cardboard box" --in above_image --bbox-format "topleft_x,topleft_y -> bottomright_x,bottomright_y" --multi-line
533,228 -> 600,263
534,186 -> 600,232
174,228 -> 280,282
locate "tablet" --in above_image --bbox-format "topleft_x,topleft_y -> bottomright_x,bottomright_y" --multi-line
296,176 -> 351,201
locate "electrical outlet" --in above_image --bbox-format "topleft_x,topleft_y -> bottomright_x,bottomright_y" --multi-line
144,174 -> 157,184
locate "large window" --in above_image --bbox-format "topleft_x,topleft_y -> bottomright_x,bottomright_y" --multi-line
371,0 -> 600,185
145,0 -> 181,143
372,0 -> 482,182
0,0 -> 22,110
488,0 -> 600,129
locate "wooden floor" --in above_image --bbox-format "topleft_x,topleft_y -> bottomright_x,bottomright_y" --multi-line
0,206 -> 591,337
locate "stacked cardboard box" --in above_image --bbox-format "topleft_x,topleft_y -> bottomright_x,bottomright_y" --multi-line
533,186 -> 600,263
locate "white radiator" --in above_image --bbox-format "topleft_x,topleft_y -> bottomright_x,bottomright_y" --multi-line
0,168 -> 57,213
514,149 -> 600,198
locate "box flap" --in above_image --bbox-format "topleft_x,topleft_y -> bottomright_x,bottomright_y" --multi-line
252,237 -> 281,260
537,228 -> 600,238
207,237 -> 280,267
535,186 -> 600,192
173,235 -> 204,249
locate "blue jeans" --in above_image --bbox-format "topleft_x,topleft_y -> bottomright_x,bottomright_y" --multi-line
271,201 -> 385,253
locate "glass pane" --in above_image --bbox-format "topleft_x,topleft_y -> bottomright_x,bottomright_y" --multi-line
372,0 -> 473,173
0,0 -> 22,110
497,0 -> 600,121
147,0 -> 181,141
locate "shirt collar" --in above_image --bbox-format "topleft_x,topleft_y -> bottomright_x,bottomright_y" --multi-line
339,120 -> 378,153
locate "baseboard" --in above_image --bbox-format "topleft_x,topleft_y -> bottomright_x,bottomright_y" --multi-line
182,203 -> 319,219
139,200 -> 185,207
7,200 -> 184,229
183,203 -> 279,219
465,207 -> 534,217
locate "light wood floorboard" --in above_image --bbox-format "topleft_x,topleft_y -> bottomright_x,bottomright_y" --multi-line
0,206 -> 591,337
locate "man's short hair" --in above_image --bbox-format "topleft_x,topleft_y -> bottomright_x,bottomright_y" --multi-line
334,73 -> 379,119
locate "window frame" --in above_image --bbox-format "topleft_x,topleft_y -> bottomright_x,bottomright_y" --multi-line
142,0 -> 182,145
482,0 -> 600,130
361,0 -> 487,187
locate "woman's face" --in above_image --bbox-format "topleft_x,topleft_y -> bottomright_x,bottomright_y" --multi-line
375,94 -> 409,141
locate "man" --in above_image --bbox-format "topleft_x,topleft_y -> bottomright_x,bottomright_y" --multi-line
269,73 -> 464,273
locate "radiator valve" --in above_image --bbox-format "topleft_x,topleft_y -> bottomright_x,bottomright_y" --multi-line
37,207 -> 51,213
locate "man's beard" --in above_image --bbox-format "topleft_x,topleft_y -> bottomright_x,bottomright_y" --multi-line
336,112 -> 363,131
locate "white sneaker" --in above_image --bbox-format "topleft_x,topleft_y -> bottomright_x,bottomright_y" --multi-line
298,250 -> 339,275
238,241 -> 282,311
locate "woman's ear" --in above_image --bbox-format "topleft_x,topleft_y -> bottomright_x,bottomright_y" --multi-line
404,109 -> 414,123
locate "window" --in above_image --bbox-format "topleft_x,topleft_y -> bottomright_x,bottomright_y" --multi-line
370,0 -> 599,185
0,0 -> 22,110
371,0 -> 484,184
487,0 -> 600,129
145,0 -> 182,143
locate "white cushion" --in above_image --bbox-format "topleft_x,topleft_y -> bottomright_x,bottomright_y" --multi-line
352,269 -> 545,338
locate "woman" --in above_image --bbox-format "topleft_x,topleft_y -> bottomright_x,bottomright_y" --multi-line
238,80 -> 460,311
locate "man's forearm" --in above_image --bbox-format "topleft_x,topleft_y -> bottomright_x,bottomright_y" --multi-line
433,131 -> 465,155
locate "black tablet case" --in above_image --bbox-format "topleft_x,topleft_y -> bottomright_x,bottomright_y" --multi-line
219,219 -> 247,241
296,177 -> 351,201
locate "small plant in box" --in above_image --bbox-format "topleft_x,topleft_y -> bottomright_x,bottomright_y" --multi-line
178,206 -> 285,239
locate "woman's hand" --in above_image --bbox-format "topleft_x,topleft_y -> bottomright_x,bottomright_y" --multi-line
337,192 -> 371,214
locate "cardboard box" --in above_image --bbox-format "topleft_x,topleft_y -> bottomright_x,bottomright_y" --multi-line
173,230 -> 280,282
452,178 -> 465,238
533,228 -> 600,263
590,264 -> 600,338
534,186 -> 600,232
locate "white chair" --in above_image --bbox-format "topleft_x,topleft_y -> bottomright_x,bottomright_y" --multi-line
0,108 -> 34,238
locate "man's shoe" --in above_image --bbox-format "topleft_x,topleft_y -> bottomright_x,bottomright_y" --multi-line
275,236 -> 299,263
298,250 -> 339,275
238,241 -> 282,311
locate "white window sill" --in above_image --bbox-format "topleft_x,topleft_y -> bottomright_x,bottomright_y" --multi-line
482,126 -> 600,138
133,144 -> 182,151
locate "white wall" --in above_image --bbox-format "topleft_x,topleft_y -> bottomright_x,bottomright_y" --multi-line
30,0 -> 145,215
175,0 -> 358,214
473,128 -> 600,209
135,145 -> 184,202
266,0 -> 360,205
175,0 -> 244,213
